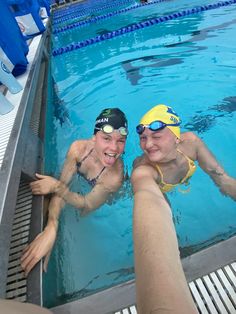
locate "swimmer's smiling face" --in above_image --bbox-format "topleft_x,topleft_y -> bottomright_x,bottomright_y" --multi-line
139,127 -> 178,163
93,130 -> 126,167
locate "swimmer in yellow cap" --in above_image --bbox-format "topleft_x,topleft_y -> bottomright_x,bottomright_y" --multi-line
133,104 -> 236,197
131,104 -> 236,314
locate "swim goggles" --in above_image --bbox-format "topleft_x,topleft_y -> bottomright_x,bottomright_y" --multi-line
136,120 -> 180,135
95,124 -> 128,136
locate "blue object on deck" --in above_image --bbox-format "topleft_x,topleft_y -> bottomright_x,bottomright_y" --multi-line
7,0 -> 46,38
38,0 -> 51,17
0,92 -> 14,115
0,1 -> 28,76
0,59 -> 23,94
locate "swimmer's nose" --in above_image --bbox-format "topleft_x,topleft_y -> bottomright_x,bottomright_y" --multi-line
145,137 -> 154,149
109,140 -> 119,151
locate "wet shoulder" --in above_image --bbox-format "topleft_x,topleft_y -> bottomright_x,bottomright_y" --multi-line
180,132 -> 198,141
179,132 -> 200,160
133,154 -> 150,169
69,139 -> 92,160
132,156 -> 158,181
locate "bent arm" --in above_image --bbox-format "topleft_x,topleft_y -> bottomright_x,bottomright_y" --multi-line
131,166 -> 197,314
54,159 -> 124,215
194,135 -> 236,200
55,173 -> 123,216
21,143 -> 78,275
44,142 -> 79,225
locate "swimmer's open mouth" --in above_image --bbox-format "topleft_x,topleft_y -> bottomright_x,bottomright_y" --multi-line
146,149 -> 159,154
104,152 -> 119,166
105,153 -> 117,158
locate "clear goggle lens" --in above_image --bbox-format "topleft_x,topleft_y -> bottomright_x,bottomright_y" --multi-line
96,124 -> 128,136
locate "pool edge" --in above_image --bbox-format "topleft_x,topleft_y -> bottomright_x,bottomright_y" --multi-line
51,235 -> 236,314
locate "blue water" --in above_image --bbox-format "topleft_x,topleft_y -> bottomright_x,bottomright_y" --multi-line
52,0 -> 137,26
44,0 -> 236,307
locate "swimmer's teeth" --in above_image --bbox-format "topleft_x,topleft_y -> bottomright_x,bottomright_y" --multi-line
106,153 -> 116,157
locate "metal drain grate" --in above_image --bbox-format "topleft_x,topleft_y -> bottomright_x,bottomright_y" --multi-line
190,263 -> 236,314
5,180 -> 32,302
115,262 -> 236,314
115,305 -> 137,314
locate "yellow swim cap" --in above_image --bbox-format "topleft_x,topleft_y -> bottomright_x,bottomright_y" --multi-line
140,104 -> 181,138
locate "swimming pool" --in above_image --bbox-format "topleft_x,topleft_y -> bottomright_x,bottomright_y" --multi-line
44,0 -> 236,307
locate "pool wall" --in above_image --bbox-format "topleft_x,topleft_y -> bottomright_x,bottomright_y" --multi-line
0,29 -> 50,304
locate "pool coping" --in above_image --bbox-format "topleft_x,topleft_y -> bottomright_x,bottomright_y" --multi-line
51,234 -> 236,314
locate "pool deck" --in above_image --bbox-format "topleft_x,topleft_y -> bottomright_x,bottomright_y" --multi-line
0,35 -> 43,170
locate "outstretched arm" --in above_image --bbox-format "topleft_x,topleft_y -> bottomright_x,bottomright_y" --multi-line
21,142 -> 78,275
194,135 -> 236,200
131,165 -> 197,314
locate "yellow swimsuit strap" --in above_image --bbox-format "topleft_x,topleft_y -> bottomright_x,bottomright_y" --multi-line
156,149 -> 196,193
176,149 -> 196,183
156,164 -> 177,193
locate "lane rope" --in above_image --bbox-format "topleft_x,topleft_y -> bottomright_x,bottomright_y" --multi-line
53,0 -> 137,24
52,0 -> 236,56
53,0 -> 135,18
53,0 -> 170,34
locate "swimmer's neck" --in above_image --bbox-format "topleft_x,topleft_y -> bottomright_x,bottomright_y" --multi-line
156,150 -> 181,165
86,141 -> 104,166
90,148 -> 103,165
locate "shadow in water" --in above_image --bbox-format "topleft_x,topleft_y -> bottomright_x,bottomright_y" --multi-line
52,77 -> 70,126
184,96 -> 236,133
122,56 -> 184,85
180,227 -> 236,258
121,18 -> 236,86
52,266 -> 135,306
96,28 -> 111,35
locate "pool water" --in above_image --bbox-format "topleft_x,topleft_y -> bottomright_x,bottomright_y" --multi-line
51,0 -> 228,47
44,0 -> 236,307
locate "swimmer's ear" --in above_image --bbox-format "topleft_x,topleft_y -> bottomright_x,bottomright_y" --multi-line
92,135 -> 96,142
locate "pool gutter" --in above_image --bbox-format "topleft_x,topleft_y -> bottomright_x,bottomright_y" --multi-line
0,28 -> 50,303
